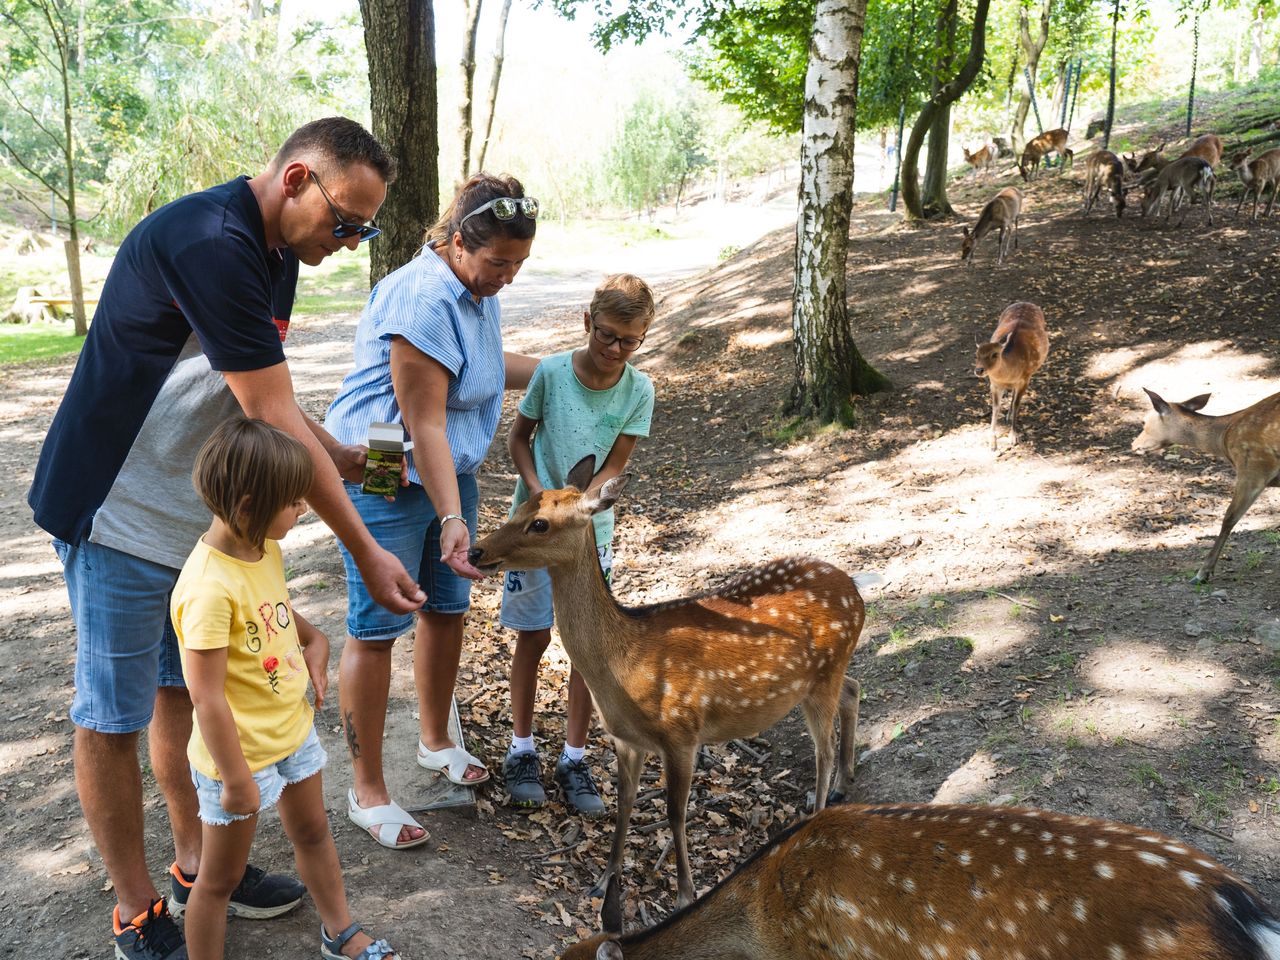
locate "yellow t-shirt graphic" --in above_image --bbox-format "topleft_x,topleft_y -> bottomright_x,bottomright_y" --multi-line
171,538 -> 313,778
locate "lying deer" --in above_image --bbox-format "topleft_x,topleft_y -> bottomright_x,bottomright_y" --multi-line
960,187 -> 1021,266
561,802 -> 1280,960
1082,149 -> 1126,218
1180,132 -> 1224,167
1122,141 -> 1167,178
975,301 -> 1048,450
1132,387 -> 1280,583
468,458 -> 874,906
1018,127 -> 1073,181
1141,155 -> 1215,227
1230,147 -> 1280,220
962,143 -> 994,179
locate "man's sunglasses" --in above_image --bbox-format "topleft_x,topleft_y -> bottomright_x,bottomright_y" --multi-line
309,171 -> 380,242
459,196 -> 540,228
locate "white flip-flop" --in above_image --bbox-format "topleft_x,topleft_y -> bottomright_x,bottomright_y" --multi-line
416,742 -> 491,786
347,788 -> 430,850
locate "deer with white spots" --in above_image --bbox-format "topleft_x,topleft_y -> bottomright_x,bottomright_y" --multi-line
468,457 -> 873,906
559,802 -> 1280,960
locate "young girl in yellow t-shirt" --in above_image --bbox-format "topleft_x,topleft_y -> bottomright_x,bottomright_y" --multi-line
171,417 -> 401,960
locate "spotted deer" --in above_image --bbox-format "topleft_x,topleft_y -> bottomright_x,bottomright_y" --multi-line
559,802 -> 1280,960
1230,148 -> 1280,220
960,187 -> 1022,266
468,458 -> 874,906
1132,387 -> 1280,583
962,143 -> 994,179
1179,132 -> 1225,167
1082,150 -> 1126,218
1018,128 -> 1073,181
1140,155 -> 1216,226
974,301 -> 1049,450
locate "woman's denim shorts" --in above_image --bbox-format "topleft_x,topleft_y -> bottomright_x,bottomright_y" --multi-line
191,726 -> 327,826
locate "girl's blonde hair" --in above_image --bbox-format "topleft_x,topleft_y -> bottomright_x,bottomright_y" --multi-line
193,417 -> 313,549
424,172 -> 536,251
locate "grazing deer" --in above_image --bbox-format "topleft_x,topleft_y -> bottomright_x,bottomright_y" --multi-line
1132,388 -> 1280,583
1230,148 -> 1280,220
468,458 -> 874,906
1122,141 -> 1168,178
1179,132 -> 1225,167
560,802 -> 1280,960
1141,155 -> 1216,226
1018,128 -> 1073,181
1082,150 -> 1127,218
974,301 -> 1049,451
960,187 -> 1022,266
962,143 -> 994,179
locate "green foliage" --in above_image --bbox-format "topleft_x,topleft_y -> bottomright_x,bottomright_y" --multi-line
606,89 -> 707,214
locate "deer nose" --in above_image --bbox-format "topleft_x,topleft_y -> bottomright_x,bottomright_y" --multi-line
467,547 -> 484,565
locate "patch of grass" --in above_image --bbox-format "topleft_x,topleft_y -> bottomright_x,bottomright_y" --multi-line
1132,764 -> 1165,789
1245,549 -> 1266,571
1049,651 -> 1077,670
0,322 -> 84,365
1260,777 -> 1280,795
765,415 -> 814,446
1064,735 -> 1083,750
952,636 -> 975,654
717,244 -> 741,261
1191,785 -> 1229,824
1263,531 -> 1280,546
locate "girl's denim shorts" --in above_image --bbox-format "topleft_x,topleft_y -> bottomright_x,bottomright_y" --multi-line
190,726 -> 327,826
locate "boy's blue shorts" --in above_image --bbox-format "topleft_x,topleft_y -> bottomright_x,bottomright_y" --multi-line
339,475 -> 478,640
499,544 -> 613,632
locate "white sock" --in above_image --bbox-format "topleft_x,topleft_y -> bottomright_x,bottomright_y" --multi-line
510,735 -> 535,756
562,743 -> 586,764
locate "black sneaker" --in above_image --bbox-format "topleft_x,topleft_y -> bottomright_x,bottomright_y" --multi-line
504,750 -> 546,809
554,755 -> 606,818
168,861 -> 305,920
113,899 -> 187,960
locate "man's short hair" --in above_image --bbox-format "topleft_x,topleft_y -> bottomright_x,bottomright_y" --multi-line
590,274 -> 655,326
273,117 -> 397,184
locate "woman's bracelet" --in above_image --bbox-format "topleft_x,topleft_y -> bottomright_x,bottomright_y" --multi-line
439,513 -> 467,531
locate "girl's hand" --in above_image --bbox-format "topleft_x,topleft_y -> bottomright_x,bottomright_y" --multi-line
301,632 -> 330,711
221,776 -> 260,816
441,518 -> 484,580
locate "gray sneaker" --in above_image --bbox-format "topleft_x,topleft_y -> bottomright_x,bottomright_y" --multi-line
554,756 -> 606,818
503,751 -> 546,809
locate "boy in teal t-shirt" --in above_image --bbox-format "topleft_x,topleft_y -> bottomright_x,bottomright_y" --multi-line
500,274 -> 656,815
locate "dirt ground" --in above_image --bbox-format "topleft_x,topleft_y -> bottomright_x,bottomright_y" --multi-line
3,151 -> 1280,958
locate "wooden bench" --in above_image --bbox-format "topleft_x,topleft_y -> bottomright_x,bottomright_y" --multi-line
28,296 -> 99,310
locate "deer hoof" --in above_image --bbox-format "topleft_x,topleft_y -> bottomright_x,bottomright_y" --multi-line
589,875 -> 611,900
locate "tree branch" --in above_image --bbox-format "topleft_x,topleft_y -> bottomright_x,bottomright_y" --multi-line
0,136 -> 68,205
0,72 -> 64,146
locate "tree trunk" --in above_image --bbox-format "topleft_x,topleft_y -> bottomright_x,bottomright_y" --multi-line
52,1 -> 86,335
457,0 -> 483,183
901,0 -> 991,220
359,0 -> 439,284
474,0 -> 512,172
1247,6 -> 1263,79
788,0 -> 890,422
921,105 -> 952,216
1103,0 -> 1119,150
1049,58 -> 1068,120
1010,0 -> 1050,155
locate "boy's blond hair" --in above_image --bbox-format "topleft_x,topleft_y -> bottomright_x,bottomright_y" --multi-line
589,274 -> 655,326
193,417 -> 313,549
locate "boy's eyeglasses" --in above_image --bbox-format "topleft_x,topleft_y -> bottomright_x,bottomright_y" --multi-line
591,323 -> 645,351
459,196 -> 540,228
309,171 -> 381,242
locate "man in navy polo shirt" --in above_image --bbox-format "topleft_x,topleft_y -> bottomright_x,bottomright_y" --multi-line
28,117 -> 426,960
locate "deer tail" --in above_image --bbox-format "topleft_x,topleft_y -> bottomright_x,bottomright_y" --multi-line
1212,881 -> 1280,959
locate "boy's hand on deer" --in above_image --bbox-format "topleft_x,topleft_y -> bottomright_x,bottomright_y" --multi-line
220,775 -> 260,816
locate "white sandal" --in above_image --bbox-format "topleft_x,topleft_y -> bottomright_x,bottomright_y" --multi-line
346,788 -> 430,850
416,742 -> 491,786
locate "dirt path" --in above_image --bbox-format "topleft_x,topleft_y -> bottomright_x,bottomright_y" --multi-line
3,162 -> 1280,957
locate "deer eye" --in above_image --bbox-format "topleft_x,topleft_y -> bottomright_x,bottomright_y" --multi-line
529,519 -> 549,534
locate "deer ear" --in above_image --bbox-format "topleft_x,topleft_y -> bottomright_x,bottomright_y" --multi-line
975,330 -> 986,345
1000,332 -> 1014,352
582,474 -> 630,515
566,455 -> 597,492
597,943 -> 625,960
1180,393 -> 1211,412
1143,387 -> 1170,415
962,226 -> 971,238
601,874 -> 624,935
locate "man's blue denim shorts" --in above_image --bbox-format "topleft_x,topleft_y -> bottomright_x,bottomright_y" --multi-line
499,544 -> 613,631
191,726 -> 327,825
54,537 -> 185,734
338,474 -> 478,640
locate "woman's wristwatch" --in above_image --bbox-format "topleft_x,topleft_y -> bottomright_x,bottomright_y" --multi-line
439,513 -> 467,531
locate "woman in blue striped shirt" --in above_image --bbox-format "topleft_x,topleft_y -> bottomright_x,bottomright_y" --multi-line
325,174 -> 539,849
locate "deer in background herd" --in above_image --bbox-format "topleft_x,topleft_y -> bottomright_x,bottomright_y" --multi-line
974,301 -> 1049,451
1082,149 -> 1127,218
1179,132 -> 1225,167
1018,127 -> 1073,181
1122,141 -> 1168,179
1132,387 -> 1280,583
1140,155 -> 1216,226
962,142 -> 995,179
468,458 -> 876,906
1230,147 -> 1280,219
960,187 -> 1022,266
559,802 -> 1280,960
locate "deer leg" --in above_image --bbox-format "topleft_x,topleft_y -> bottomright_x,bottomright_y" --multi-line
1264,182 -> 1277,218
829,676 -> 861,803
661,744 -> 698,908
1009,385 -> 1027,446
989,384 -> 1002,450
800,687 -> 838,814
592,741 -> 645,899
1205,177 -> 1215,226
1195,472 -> 1273,584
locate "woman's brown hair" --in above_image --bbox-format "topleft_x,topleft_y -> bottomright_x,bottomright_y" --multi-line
425,172 -> 536,251
193,417 -> 313,549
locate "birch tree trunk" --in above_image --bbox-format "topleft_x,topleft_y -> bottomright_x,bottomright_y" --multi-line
788,0 -> 890,421
457,0 -> 483,183
359,0 -> 439,284
474,0 -> 512,173
1010,0 -> 1051,155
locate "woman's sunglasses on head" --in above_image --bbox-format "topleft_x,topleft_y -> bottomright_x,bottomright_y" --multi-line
309,170 -> 381,242
459,196 -> 540,228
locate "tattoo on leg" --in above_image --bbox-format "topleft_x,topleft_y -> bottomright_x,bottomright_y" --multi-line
344,710 -> 361,758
